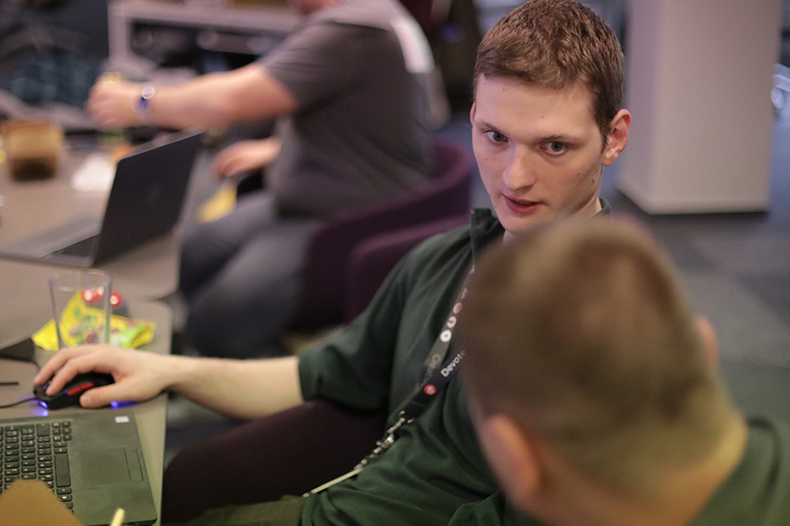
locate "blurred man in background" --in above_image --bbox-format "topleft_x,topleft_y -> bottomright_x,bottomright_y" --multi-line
88,0 -> 436,358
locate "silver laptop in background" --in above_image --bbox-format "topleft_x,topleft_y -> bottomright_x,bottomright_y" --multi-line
0,409 -> 157,526
0,130 -> 203,267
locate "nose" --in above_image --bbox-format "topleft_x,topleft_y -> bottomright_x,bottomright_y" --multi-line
502,145 -> 537,191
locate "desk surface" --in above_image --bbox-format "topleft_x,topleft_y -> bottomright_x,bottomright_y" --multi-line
0,301 -> 171,526
0,140 -> 205,301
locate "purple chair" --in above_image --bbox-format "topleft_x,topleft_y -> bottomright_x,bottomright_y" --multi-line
344,215 -> 469,321
293,139 -> 474,331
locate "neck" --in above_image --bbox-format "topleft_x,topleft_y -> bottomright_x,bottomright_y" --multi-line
583,195 -> 603,218
534,413 -> 749,526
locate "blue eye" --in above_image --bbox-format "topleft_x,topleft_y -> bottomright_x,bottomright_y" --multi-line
485,131 -> 507,143
546,141 -> 566,154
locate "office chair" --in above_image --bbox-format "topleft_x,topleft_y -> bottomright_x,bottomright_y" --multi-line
344,214 -> 469,321
293,139 -> 474,331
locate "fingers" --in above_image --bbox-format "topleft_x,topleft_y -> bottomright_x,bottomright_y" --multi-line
212,140 -> 280,178
212,141 -> 254,177
46,356 -> 113,397
87,101 -> 126,129
84,83 -> 102,114
85,83 -> 114,122
34,345 -> 119,395
85,80 -> 140,128
79,384 -> 125,409
216,158 -> 248,178
33,347 -> 91,385
212,149 -> 237,177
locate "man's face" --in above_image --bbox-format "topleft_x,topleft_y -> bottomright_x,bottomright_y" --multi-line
471,76 -> 627,241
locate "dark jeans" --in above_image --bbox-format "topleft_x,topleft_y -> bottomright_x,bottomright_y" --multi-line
165,496 -> 306,526
161,400 -> 387,523
179,192 -> 321,358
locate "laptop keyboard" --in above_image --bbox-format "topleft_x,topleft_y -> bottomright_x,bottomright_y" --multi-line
0,421 -> 73,509
50,235 -> 99,258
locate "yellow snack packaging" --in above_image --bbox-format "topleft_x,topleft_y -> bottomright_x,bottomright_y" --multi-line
33,293 -> 155,351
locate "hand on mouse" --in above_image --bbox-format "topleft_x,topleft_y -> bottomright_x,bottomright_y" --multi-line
33,344 -> 179,408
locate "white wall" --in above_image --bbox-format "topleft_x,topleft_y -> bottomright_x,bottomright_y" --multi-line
618,0 -> 783,213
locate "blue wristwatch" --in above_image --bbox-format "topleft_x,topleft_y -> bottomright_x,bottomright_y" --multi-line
134,85 -> 155,121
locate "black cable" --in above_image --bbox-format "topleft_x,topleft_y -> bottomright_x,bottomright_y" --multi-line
0,396 -> 38,409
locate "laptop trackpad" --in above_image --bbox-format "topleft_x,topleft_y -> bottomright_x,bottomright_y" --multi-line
78,447 -> 143,484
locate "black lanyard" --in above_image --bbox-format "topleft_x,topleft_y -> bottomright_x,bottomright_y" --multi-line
357,265 -> 474,467
305,266 -> 474,494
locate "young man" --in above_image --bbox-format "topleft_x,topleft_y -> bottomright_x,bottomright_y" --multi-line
460,219 -> 790,525
89,0 -> 436,359
36,1 -> 630,524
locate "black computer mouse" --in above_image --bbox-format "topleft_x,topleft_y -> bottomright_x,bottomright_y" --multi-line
33,372 -> 115,409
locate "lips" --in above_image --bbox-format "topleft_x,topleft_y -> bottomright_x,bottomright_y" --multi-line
504,195 -> 542,215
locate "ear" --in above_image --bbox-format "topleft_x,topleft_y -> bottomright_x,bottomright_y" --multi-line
477,414 -> 543,510
470,101 -> 476,127
602,109 -> 631,166
694,315 -> 719,371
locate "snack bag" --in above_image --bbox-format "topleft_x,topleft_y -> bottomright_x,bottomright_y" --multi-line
33,293 -> 155,351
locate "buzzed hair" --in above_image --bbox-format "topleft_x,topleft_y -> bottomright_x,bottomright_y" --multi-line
460,220 -> 735,491
474,0 -> 624,139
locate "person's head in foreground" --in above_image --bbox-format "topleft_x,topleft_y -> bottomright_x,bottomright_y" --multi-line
460,219 -> 749,526
471,0 -> 630,241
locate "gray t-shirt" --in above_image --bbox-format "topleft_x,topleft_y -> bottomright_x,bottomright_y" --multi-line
260,0 -> 434,217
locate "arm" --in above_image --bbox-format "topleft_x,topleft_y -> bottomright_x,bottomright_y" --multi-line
33,345 -> 303,420
86,63 -> 298,130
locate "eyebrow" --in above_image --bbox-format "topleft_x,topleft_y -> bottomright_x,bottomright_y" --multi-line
541,134 -> 585,145
472,117 -> 498,131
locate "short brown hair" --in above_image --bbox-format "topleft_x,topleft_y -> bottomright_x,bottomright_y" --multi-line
460,220 -> 733,490
474,0 -> 624,139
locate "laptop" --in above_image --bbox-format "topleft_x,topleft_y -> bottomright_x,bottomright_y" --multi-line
0,409 -> 158,526
0,130 -> 203,267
